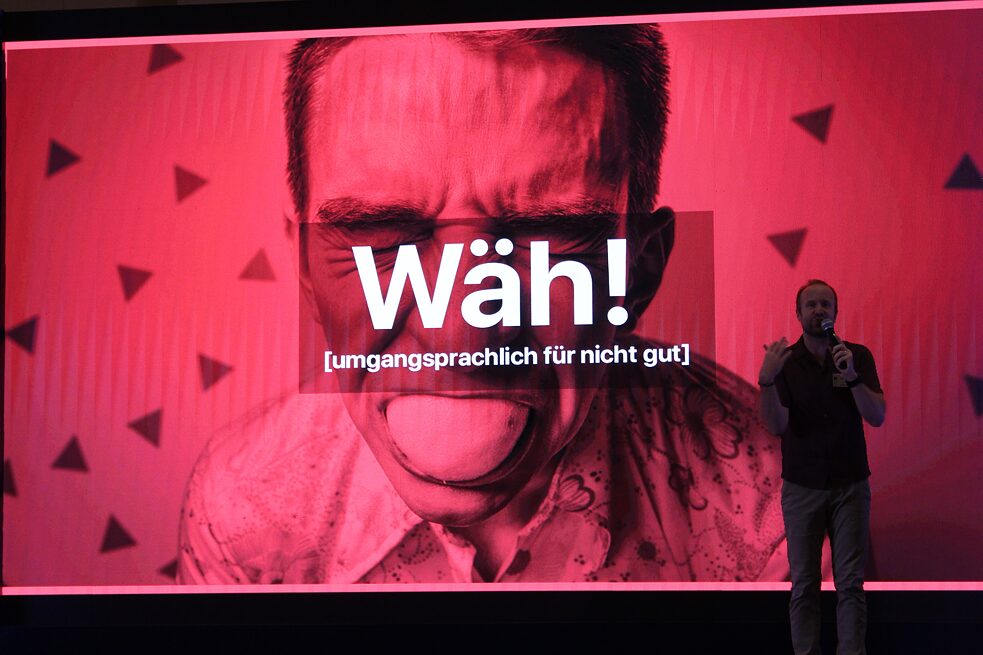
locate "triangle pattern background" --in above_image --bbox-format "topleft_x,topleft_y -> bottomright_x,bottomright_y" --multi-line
199,354 -> 234,391
239,249 -> 276,281
158,559 -> 179,580
3,460 -> 16,497
792,105 -> 834,144
6,316 -> 39,354
117,265 -> 153,301
945,154 -> 983,190
100,515 -> 137,553
52,436 -> 89,472
128,409 -> 163,447
966,375 -> 983,417
767,229 -> 808,267
148,44 -> 184,74
174,166 -> 208,202
46,140 -> 81,176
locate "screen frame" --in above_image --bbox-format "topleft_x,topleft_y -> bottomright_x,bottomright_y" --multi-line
3,0 -> 982,603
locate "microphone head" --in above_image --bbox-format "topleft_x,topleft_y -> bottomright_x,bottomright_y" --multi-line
820,318 -> 835,334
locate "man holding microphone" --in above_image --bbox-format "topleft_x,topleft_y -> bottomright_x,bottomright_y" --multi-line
759,279 -> 886,655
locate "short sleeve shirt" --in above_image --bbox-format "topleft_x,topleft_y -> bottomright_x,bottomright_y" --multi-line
775,337 -> 882,489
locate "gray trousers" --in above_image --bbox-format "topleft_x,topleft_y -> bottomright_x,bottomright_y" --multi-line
781,478 -> 871,655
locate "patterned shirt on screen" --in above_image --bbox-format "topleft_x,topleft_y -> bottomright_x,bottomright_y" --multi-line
178,341 -> 789,584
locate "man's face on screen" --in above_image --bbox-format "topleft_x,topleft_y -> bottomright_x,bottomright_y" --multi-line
300,35 -> 631,525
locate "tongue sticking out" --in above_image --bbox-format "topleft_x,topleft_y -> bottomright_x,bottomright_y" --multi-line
385,396 -> 530,482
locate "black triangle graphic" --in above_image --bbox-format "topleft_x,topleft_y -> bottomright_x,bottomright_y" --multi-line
148,44 -> 184,74
239,249 -> 276,281
792,105 -> 834,144
117,265 -> 153,301
100,515 -> 137,553
6,316 -> 39,354
198,354 -> 234,391
158,559 -> 179,580
128,409 -> 163,447
944,154 -> 983,190
47,140 -> 81,177
767,228 -> 808,267
3,459 -> 16,497
966,375 -> 983,417
52,436 -> 89,472
174,166 -> 208,202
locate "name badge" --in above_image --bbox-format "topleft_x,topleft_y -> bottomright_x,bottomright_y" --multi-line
832,373 -> 848,388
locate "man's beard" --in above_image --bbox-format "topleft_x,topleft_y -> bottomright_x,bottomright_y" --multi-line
803,317 -> 829,338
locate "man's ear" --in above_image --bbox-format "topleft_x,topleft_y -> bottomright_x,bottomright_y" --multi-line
285,205 -> 323,326
622,206 -> 675,333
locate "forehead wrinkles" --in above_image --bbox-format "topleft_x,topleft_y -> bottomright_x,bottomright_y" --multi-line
307,35 -> 626,210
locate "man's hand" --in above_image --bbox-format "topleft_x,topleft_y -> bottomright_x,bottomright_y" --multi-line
831,343 -> 857,380
758,337 -> 792,385
831,341 -> 886,427
758,338 -> 790,435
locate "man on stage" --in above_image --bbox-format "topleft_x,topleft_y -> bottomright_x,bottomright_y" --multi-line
758,279 -> 886,655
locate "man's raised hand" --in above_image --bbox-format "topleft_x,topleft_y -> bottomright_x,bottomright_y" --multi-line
759,337 -> 791,385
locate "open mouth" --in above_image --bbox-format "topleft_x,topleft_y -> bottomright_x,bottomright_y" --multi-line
383,395 -> 536,488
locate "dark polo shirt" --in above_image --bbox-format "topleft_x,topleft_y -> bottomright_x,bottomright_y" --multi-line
775,336 -> 882,489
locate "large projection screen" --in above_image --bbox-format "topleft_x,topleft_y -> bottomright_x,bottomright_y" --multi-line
3,1 -> 982,593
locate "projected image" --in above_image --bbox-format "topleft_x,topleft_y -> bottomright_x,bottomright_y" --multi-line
3,6 -> 981,588
180,27 -> 786,585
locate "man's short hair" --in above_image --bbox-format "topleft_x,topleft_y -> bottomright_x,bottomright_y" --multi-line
795,279 -> 839,313
283,26 -> 670,221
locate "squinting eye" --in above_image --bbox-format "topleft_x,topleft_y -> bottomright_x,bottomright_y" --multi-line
506,230 -> 610,257
341,227 -> 433,251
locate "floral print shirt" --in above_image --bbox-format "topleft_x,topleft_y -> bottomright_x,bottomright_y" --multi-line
179,340 -> 788,584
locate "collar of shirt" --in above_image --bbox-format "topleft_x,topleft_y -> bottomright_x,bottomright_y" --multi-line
343,418 -> 616,584
789,335 -> 834,370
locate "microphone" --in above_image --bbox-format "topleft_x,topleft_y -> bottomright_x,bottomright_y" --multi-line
821,318 -> 848,370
